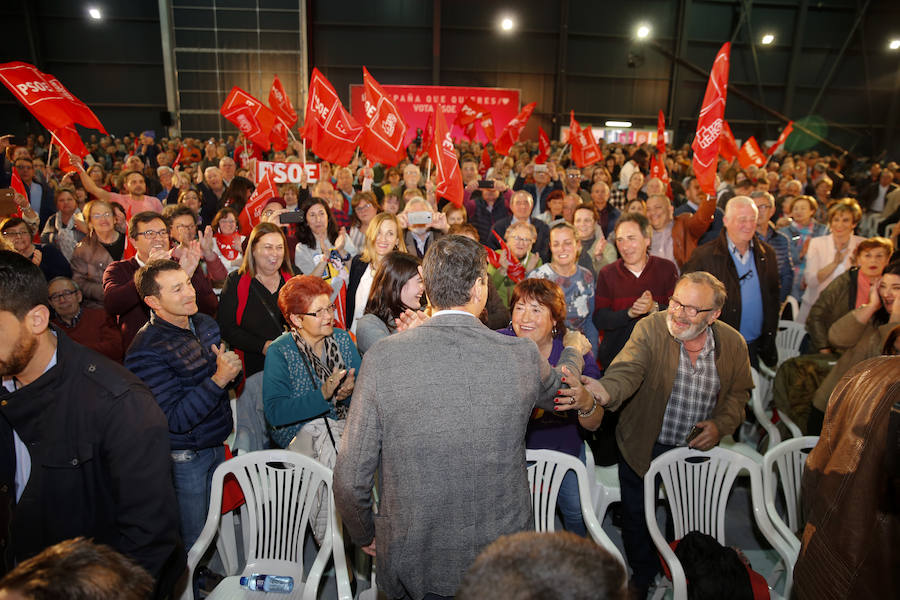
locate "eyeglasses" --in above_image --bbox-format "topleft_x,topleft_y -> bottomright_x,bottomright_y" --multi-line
668,297 -> 715,318
91,211 -> 113,219
2,230 -> 31,238
298,304 -> 336,319
135,229 -> 168,239
509,236 -> 535,244
49,289 -> 78,302
174,223 -> 197,231
261,209 -> 278,217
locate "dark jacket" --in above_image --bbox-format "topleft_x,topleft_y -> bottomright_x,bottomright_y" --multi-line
465,192 -> 512,245
344,257 -> 370,327
0,329 -> 184,595
103,256 -> 218,352
683,231 -> 780,367
512,175 -> 563,213
217,270 -> 287,377
125,313 -> 234,451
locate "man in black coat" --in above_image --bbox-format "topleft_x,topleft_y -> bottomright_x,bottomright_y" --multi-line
683,196 -> 780,369
0,251 -> 183,598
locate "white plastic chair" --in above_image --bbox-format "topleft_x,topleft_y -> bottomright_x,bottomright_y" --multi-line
182,450 -> 352,600
775,320 -> 807,366
719,368 -> 771,463
762,436 -> 817,598
781,295 -> 800,321
584,442 -> 621,524
526,448 -> 625,566
644,447 -> 794,600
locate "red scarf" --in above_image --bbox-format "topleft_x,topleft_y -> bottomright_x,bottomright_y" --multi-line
214,232 -> 242,261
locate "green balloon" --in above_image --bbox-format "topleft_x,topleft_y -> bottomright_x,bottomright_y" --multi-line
785,116 -> 828,153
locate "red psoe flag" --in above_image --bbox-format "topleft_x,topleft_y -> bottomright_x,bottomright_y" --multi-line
480,148 -> 492,176
656,110 -> 667,155
649,154 -> 672,199
300,68 -> 363,166
536,127 -> 550,164
238,169 -> 278,235
493,102 -> 537,156
691,42 -> 731,197
429,105 -> 463,208
220,86 -> 277,150
0,62 -> 106,134
359,67 -> 408,166
568,111 -> 602,168
738,136 -> 766,169
51,125 -> 87,173
268,74 -> 297,128
454,97 -> 484,127
463,122 -> 477,141
767,121 -> 794,156
171,146 -> 184,169
719,120 -> 740,162
480,113 -> 495,142
269,121 -> 289,152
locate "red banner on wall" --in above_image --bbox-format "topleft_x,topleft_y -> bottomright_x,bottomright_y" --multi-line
350,84 -> 520,145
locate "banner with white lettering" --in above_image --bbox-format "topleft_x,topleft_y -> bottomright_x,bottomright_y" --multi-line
256,161 -> 320,184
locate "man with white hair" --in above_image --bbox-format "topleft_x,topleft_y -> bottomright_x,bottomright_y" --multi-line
156,166 -> 176,204
682,196 -> 780,368
218,156 -> 236,187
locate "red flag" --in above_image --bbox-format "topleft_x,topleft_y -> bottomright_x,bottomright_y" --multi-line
269,120 -> 289,152
568,111 -> 602,168
429,105 -> 463,208
268,74 -> 297,128
492,231 -> 525,283
480,113 -> 496,141
657,110 -> 667,155
536,127 -> 550,164
220,86 -> 277,150
238,170 -> 278,235
454,98 -> 485,127
10,166 -> 26,198
299,68 -> 363,166
0,62 -> 106,133
463,122 -> 477,141
738,136 -> 766,169
691,42 -> 731,197
123,206 -> 137,260
767,121 -> 794,156
333,280 -> 349,331
493,102 -> 536,156
649,154 -> 673,199
719,120 -> 740,162
171,145 -> 184,168
485,245 -> 502,269
413,112 -> 433,165
480,148 -> 492,176
359,67 -> 408,166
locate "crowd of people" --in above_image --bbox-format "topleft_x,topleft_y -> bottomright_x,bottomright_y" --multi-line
1,125 -> 898,600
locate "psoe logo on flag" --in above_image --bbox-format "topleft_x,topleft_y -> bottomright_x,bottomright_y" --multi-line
695,120 -> 723,149
381,113 -> 397,136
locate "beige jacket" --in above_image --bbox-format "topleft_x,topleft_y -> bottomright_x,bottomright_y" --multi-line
70,235 -> 118,308
598,311 -> 752,476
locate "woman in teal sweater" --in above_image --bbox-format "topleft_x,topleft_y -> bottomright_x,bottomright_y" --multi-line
263,275 -> 362,448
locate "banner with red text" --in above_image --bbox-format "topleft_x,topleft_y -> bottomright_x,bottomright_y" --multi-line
256,161 -> 320,184
350,84 -> 520,145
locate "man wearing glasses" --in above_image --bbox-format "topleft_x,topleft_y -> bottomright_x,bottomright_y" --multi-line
48,276 -> 122,362
560,271 -> 752,599
102,211 -> 218,350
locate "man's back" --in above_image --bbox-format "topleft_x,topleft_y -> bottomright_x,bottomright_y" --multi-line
335,313 -> 561,599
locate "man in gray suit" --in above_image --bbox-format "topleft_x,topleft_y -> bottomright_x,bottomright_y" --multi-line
334,235 -> 596,600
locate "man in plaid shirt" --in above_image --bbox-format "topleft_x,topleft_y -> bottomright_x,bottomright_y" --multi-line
561,271 -> 752,599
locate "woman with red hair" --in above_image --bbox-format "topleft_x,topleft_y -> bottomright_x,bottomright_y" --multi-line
262,274 -> 361,447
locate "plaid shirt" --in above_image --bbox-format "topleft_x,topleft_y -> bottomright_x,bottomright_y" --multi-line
657,329 -> 720,446
609,188 -> 627,211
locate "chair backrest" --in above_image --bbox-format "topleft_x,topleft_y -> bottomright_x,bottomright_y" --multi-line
187,450 -> 350,599
775,320 -> 807,365
750,367 -> 780,448
782,295 -> 800,321
526,449 -> 625,566
762,436 -> 819,553
644,447 -> 795,600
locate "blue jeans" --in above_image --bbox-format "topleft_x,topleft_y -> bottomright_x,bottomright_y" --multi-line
171,446 -> 226,551
556,444 -> 588,537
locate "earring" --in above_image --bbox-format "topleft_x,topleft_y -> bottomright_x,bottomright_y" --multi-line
507,320 -> 513,330
551,326 -> 558,337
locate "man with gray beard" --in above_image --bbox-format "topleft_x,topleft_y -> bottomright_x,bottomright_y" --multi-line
558,271 -> 752,599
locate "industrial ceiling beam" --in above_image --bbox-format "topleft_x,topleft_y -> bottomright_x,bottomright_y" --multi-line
807,0 -> 870,115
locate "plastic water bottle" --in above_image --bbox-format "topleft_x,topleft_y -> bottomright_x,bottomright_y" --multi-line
238,574 -> 294,593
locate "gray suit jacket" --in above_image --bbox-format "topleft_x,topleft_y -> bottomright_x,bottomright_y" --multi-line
333,312 -> 584,599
